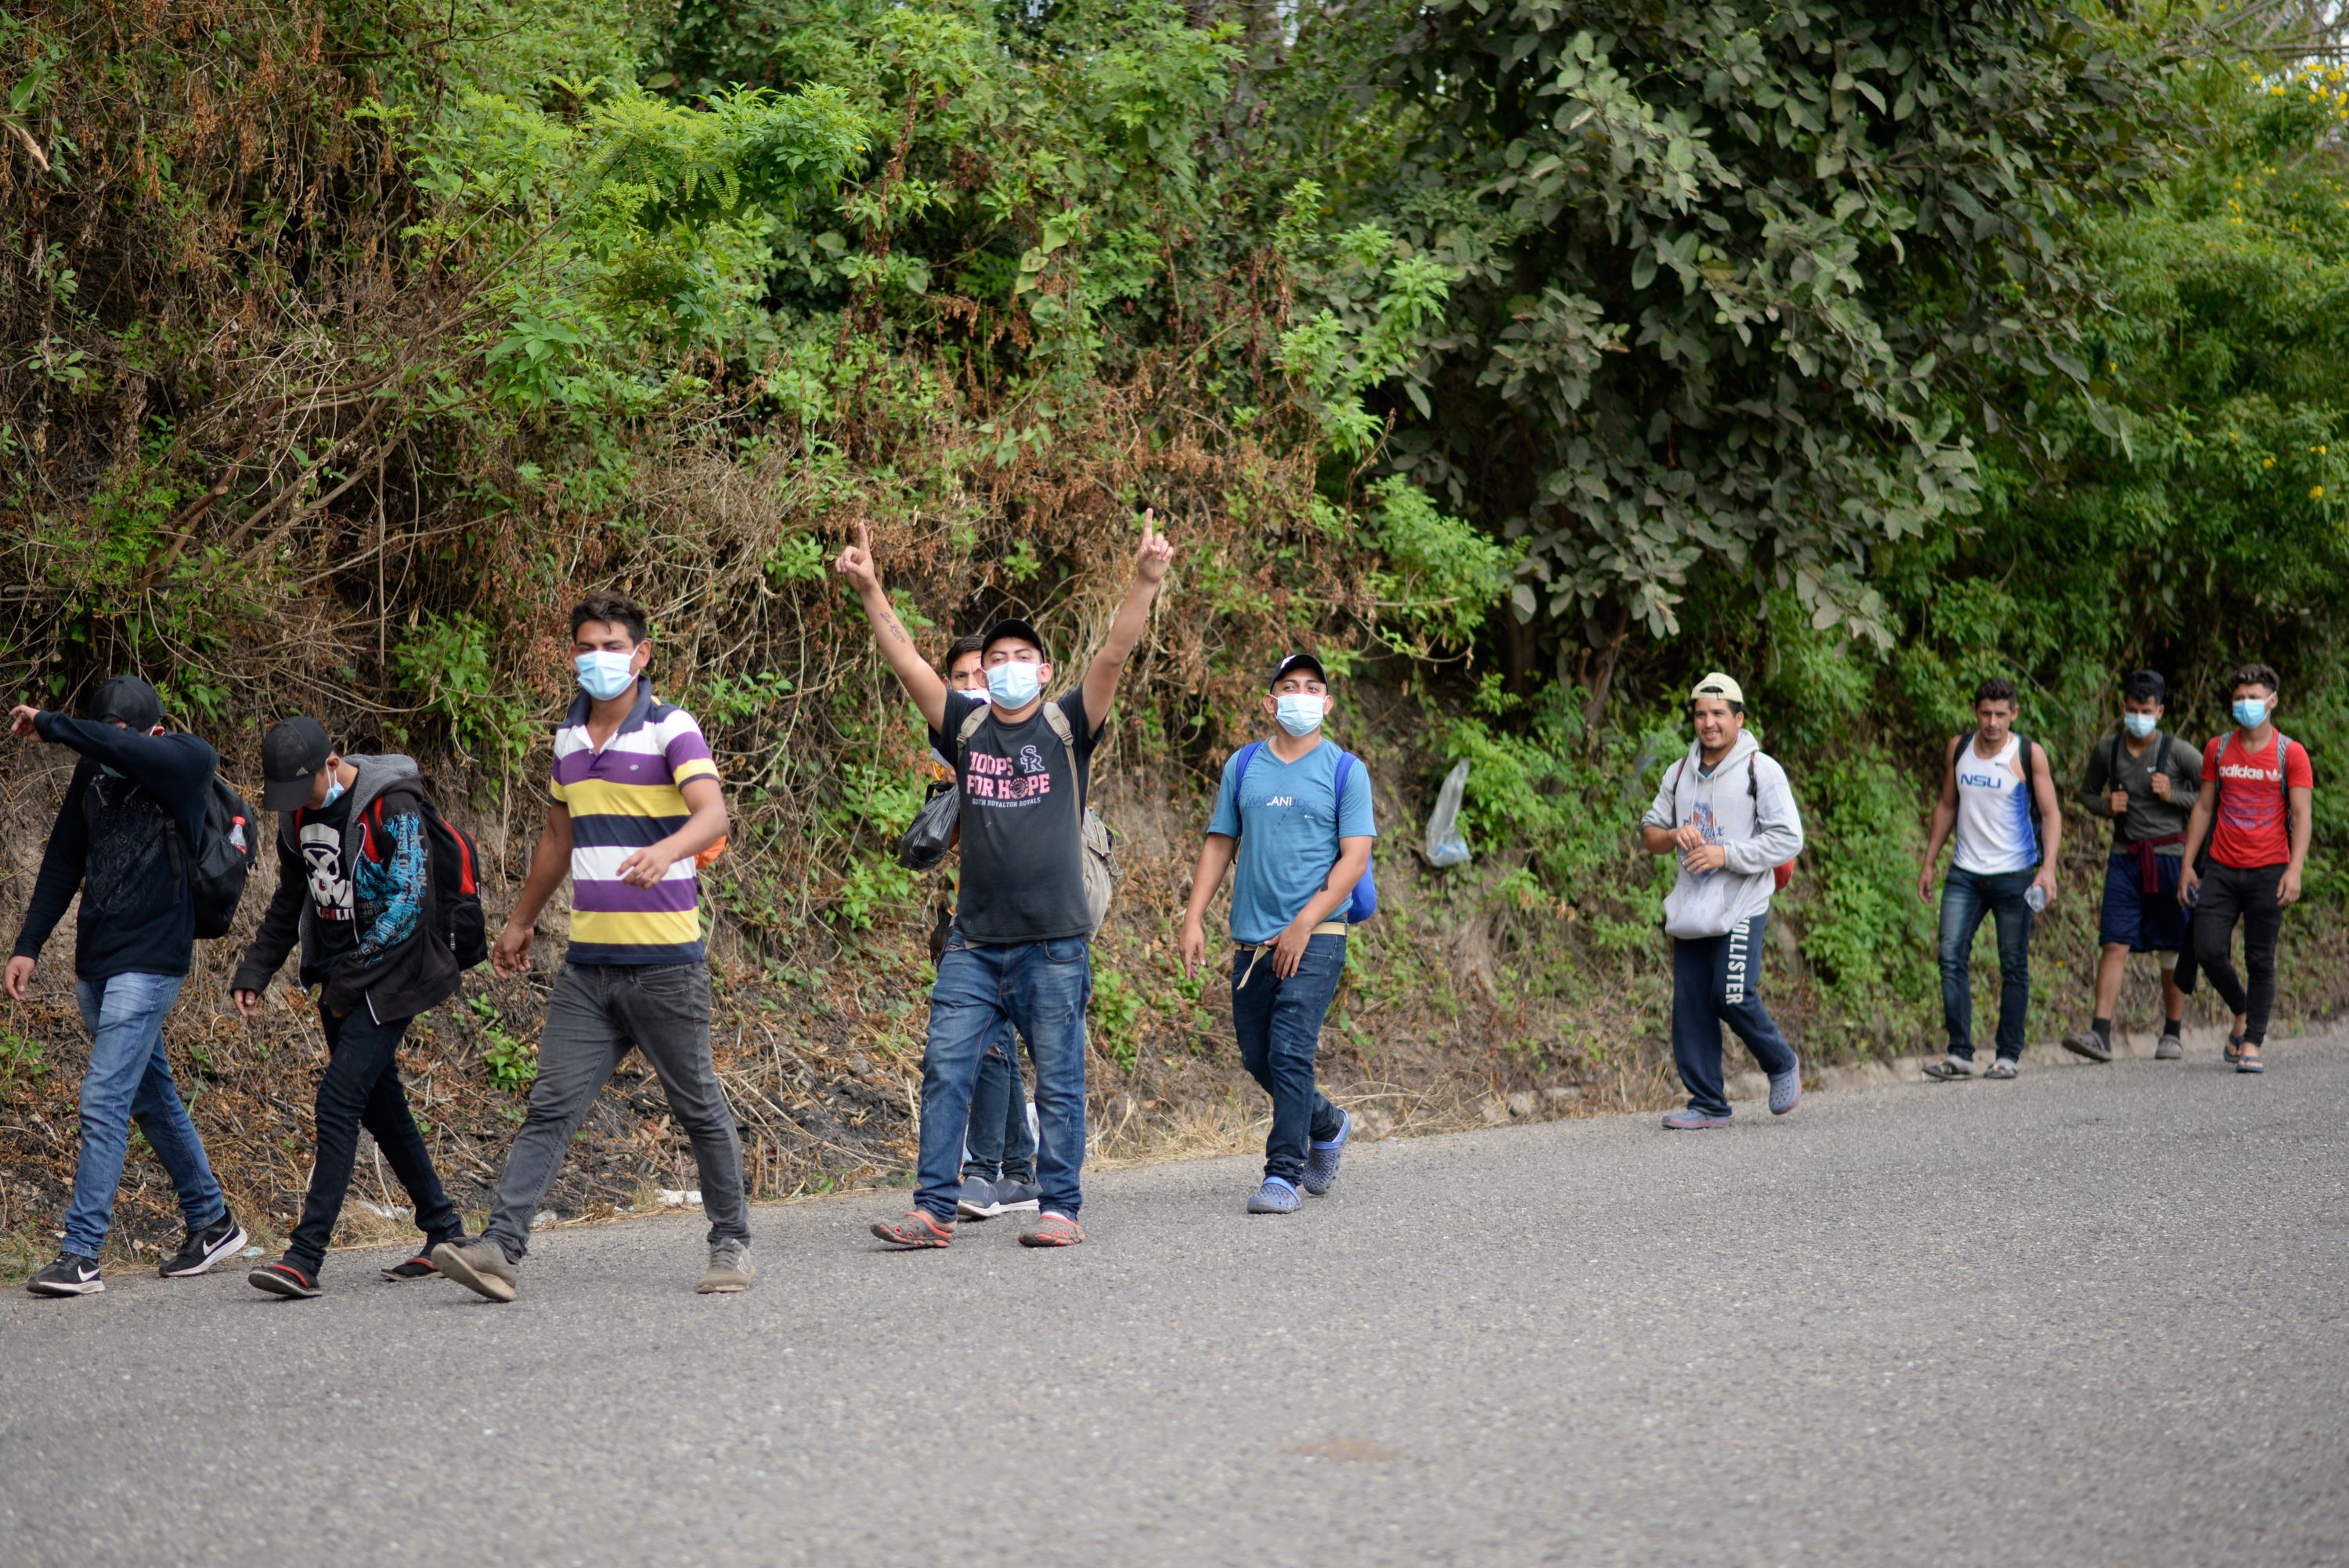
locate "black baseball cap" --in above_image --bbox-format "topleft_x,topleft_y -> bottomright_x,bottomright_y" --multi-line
1269,653 -> 1328,688
260,716 -> 334,811
85,676 -> 162,731
980,617 -> 1047,658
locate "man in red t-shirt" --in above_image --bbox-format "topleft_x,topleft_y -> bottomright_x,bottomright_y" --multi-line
2178,662 -> 2314,1073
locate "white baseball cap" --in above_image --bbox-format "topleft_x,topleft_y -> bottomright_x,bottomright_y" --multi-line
1690,672 -> 1745,705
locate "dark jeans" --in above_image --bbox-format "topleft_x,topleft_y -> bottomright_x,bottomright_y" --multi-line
1940,865 -> 2035,1061
484,962 -> 749,1262
63,973 -> 226,1259
2194,862 -> 2286,1044
286,1004 -> 463,1275
962,1018 -> 1034,1183
1229,934 -> 1347,1184
1669,915 -> 1797,1119
915,933 -> 1090,1223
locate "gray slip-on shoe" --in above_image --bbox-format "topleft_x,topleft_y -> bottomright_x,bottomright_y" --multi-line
432,1239 -> 518,1303
697,1238 -> 754,1294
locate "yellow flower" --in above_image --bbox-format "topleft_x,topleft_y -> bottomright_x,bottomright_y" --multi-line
2313,487 -> 2326,499
2263,456 -> 2276,467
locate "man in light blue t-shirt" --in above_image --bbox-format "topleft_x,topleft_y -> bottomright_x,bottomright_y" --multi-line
1179,654 -> 1377,1214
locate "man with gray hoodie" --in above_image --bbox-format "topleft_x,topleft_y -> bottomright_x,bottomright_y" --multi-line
1639,673 -> 1805,1129
230,717 -> 466,1297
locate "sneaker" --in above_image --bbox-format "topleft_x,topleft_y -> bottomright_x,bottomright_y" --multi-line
159,1210 -> 247,1278
991,1177 -> 1041,1213
1019,1210 -> 1085,1247
2061,1029 -> 2113,1064
247,1259 -> 322,1299
1247,1177 -> 1301,1214
431,1238 -> 519,1303
2154,1033 -> 2184,1062
1922,1054 -> 1976,1081
871,1211 -> 955,1249
697,1238 -> 754,1294
26,1253 -> 103,1297
1662,1109 -> 1732,1130
1983,1058 -> 2020,1080
954,1176 -> 1005,1221
1301,1109 -> 1351,1195
1768,1063 -> 1802,1116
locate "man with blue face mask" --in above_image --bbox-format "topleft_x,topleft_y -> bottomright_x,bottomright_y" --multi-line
2062,669 -> 2196,1064
2178,662 -> 2313,1075
1178,654 -> 1377,1213
839,514 -> 1174,1250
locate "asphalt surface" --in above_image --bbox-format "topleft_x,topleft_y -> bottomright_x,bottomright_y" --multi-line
5,1034 -> 2346,1568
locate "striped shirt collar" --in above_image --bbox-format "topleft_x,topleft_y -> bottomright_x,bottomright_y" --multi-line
561,676 -> 656,740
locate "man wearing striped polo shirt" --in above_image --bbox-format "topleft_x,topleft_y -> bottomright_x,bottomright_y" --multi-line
435,592 -> 751,1300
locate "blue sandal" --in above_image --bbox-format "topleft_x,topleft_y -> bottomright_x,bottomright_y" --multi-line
2222,1033 -> 2246,1067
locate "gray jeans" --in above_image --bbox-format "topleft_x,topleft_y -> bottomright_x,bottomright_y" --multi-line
483,961 -> 749,1261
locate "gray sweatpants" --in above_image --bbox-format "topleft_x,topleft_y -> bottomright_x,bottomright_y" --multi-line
482,961 -> 749,1262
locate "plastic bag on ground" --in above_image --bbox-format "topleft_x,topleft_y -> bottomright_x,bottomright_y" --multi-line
1424,759 -> 1471,867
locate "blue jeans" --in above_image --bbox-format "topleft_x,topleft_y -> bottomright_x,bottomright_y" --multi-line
63,972 -> 226,1259
1669,914 -> 1797,1119
916,934 -> 1089,1223
1230,935 -> 1347,1184
1939,866 -> 2036,1061
962,1018 -> 1034,1183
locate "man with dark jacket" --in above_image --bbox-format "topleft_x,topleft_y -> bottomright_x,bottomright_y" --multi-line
7,680 -> 246,1297
230,717 -> 465,1298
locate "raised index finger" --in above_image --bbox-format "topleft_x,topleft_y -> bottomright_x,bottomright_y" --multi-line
855,519 -> 871,553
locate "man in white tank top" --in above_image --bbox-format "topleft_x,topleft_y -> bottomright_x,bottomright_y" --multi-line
1916,679 -> 2063,1079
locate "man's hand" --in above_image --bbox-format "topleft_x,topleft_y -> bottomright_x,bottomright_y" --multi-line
2178,864 -> 2200,906
614,843 -> 677,889
833,520 -> 882,596
2033,867 -> 2059,907
493,920 -> 536,978
232,988 -> 262,1021
1178,915 -> 1207,980
7,705 -> 39,740
1682,843 -> 1727,875
1134,510 -> 1174,586
2149,772 -> 2173,802
1918,864 -> 1937,904
2,955 -> 32,1001
2279,866 -> 2303,907
2109,789 -> 2131,817
1671,823 -> 1706,852
1271,914 -> 1315,979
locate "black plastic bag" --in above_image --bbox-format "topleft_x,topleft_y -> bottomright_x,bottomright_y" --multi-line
897,779 -> 961,871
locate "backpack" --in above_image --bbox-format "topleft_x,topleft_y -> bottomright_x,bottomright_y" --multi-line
177,776 -> 258,940
357,791 -> 489,969
1666,752 -> 1796,892
1950,730 -> 2045,864
955,699 -> 1119,935
1229,741 -> 1379,921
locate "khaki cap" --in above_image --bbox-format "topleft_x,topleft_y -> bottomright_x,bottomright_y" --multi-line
1690,672 -> 1745,705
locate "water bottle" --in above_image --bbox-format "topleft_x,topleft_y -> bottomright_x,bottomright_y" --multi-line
2025,882 -> 2048,914
229,816 -> 248,853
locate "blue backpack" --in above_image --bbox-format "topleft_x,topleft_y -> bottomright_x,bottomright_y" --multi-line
1230,741 -> 1378,923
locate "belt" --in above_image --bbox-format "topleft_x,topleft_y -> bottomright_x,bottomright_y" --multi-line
2123,831 -> 2185,893
1236,922 -> 1349,987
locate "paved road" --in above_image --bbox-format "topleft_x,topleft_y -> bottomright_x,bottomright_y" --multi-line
5,1036 -> 2347,1568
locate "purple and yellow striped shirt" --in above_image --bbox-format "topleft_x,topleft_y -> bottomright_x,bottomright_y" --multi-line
549,682 -> 720,965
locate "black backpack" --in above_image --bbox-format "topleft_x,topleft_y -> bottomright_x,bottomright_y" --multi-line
357,791 -> 489,969
179,776 -> 258,940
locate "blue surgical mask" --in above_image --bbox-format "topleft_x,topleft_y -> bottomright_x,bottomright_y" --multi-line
2123,712 -> 2157,739
985,659 -> 1042,710
2233,697 -> 2269,730
1275,694 -> 1326,737
322,777 -> 345,809
576,651 -> 637,701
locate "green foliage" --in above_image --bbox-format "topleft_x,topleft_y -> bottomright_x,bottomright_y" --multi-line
468,996 -> 539,1094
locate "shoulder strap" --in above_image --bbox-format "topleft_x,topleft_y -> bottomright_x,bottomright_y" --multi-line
956,704 -> 990,747
2276,733 -> 2297,803
1748,754 -> 1759,802
2015,732 -> 2034,784
2107,732 -> 2123,784
2156,733 -> 2174,780
1227,741 -> 1265,838
1333,749 -> 1355,806
1041,700 -> 1074,748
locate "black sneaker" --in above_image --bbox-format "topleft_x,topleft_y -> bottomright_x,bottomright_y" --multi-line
26,1253 -> 104,1297
247,1258 -> 322,1299
160,1210 -> 248,1278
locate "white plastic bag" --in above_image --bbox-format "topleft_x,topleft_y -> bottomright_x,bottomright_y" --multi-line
1423,759 -> 1471,867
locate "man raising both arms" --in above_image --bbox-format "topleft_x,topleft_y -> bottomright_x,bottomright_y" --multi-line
2178,664 -> 2313,1075
843,514 -> 1174,1250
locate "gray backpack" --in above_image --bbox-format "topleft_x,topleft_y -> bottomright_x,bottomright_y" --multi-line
956,699 -> 1119,935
